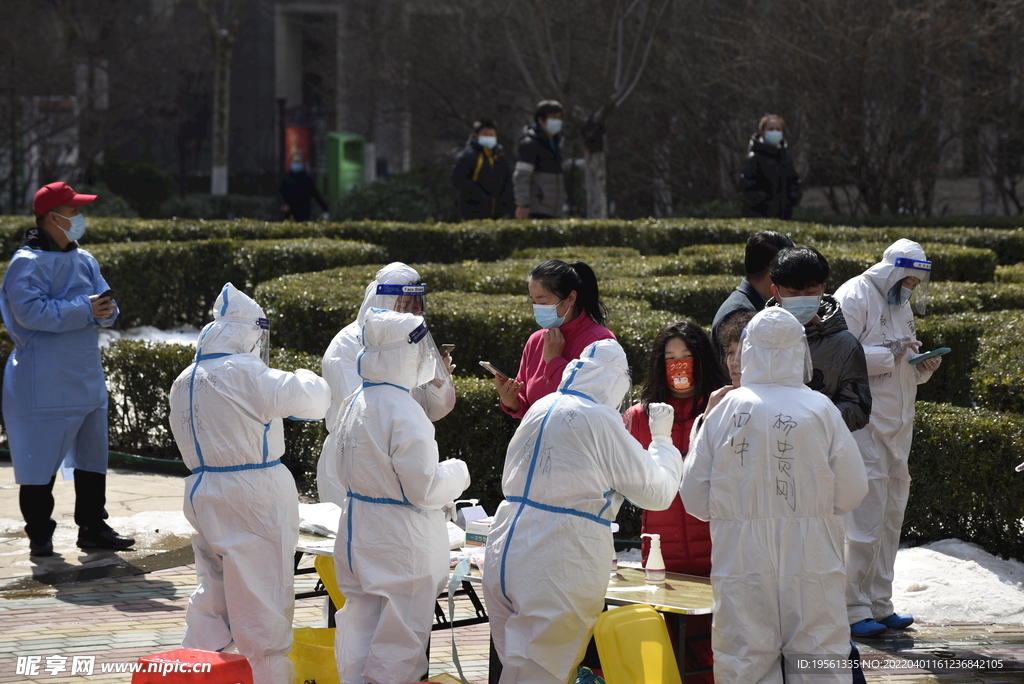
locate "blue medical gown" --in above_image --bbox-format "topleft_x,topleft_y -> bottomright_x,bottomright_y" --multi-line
0,246 -> 118,485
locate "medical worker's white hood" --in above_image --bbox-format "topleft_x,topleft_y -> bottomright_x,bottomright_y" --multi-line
196,282 -> 266,358
356,262 -> 423,323
357,308 -> 435,390
557,339 -> 632,410
740,307 -> 812,387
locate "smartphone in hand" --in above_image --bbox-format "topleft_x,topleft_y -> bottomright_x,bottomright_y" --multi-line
440,344 -> 456,355
908,347 -> 951,366
479,360 -> 511,380
98,288 -> 120,300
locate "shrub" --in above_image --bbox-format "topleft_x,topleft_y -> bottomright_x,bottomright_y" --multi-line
94,159 -> 177,217
603,275 -> 738,325
157,194 -> 281,221
970,311 -> 1024,414
914,313 -> 987,406
926,282 -> 1024,316
905,402 -> 1024,561
86,238 -> 385,328
104,340 -> 196,459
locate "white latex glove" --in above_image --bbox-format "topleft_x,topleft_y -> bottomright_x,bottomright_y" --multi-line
1015,461 -> 1024,473
443,502 -> 457,522
648,402 -> 675,444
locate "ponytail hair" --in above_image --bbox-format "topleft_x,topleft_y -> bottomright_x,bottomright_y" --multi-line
528,259 -> 607,326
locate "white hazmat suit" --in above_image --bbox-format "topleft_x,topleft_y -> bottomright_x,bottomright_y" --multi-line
483,339 -> 683,684
681,307 -> 867,684
168,283 -> 331,684
328,308 -> 470,684
834,239 -> 936,624
318,262 -> 456,506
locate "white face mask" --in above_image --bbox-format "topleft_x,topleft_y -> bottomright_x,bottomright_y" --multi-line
779,294 -> 821,325
763,130 -> 783,146
477,135 -> 497,149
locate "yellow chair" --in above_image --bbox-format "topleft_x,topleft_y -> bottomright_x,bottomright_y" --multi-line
313,554 -> 347,612
594,605 -> 682,684
290,626 -> 339,684
289,557 -> 347,684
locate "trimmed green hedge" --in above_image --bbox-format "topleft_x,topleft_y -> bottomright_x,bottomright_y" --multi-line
48,238 -> 385,328
914,313 -> 986,406
5,216 -> 1024,265
905,402 -> 1024,560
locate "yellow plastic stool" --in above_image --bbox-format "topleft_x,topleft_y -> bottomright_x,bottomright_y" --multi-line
594,605 -> 682,684
290,626 -> 339,684
313,554 -> 347,612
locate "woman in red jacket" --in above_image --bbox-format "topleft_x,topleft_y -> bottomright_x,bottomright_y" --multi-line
623,320 -> 728,684
496,260 -> 614,418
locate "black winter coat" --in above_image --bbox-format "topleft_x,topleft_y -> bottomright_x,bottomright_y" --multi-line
279,170 -> 328,222
739,134 -> 802,220
450,139 -> 515,220
767,294 -> 872,432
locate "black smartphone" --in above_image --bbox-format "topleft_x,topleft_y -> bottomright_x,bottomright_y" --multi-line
99,288 -> 120,300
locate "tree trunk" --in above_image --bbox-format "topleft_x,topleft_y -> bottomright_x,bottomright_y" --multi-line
582,120 -> 608,219
211,37 -> 232,196
653,140 -> 672,217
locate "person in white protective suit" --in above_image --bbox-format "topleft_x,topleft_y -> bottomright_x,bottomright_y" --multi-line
167,283 -> 331,684
483,339 -> 684,684
681,307 -> 868,684
834,239 -> 942,636
317,262 -> 456,507
329,308 -> 470,684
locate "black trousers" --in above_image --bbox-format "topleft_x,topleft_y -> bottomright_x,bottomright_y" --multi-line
19,469 -> 109,542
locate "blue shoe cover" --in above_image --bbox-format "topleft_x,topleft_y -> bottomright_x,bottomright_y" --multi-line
850,618 -> 887,637
879,613 -> 914,629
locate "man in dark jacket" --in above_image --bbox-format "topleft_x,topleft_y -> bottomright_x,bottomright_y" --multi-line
739,114 -> 802,220
279,152 -> 329,221
513,100 -> 566,219
767,246 -> 872,432
450,119 -> 514,220
711,230 -> 794,357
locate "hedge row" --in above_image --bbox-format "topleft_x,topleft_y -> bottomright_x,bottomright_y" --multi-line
0,238 -> 385,329
4,216 -> 1024,264
904,402 -> 1024,561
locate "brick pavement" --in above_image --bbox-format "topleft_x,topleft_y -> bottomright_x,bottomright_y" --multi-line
1,557 -> 1022,684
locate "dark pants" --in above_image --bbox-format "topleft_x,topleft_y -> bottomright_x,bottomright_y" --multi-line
20,470 -> 109,542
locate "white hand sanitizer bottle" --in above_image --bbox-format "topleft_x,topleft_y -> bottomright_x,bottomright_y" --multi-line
640,533 -> 666,584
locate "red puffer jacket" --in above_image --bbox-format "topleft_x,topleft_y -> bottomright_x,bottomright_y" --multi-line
625,396 -> 712,577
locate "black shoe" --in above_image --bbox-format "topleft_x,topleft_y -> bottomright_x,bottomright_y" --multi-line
29,538 -> 54,556
77,527 -> 135,550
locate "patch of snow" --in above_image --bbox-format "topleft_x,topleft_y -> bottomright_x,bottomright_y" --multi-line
98,326 -> 200,348
892,539 -> 1024,625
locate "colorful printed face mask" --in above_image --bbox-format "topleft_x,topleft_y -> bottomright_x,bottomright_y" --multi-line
665,358 -> 694,393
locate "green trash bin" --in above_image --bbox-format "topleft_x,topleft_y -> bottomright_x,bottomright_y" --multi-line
325,132 -> 366,199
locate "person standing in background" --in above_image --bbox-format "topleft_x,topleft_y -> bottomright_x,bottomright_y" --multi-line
739,114 -> 802,220
450,118 -> 515,220
279,152 -> 329,221
514,101 -> 566,219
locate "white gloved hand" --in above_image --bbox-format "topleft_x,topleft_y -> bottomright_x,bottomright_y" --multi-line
442,502 -> 457,522
648,402 -> 675,444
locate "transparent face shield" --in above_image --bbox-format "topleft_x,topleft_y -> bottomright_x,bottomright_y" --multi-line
376,283 -> 426,316
255,317 -> 270,365
408,320 -> 456,396
891,257 -> 932,315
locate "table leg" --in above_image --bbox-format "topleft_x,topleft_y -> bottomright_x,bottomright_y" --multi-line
666,613 -> 688,681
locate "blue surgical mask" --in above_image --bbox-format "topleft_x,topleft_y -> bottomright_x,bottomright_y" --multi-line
533,302 -> 565,329
477,135 -> 497,149
543,118 -> 562,136
779,294 -> 820,325
54,212 -> 86,241
763,130 -> 783,146
887,284 -> 914,306
291,162 -> 304,172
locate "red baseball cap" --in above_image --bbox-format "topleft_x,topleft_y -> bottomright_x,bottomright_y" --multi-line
32,182 -> 98,217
